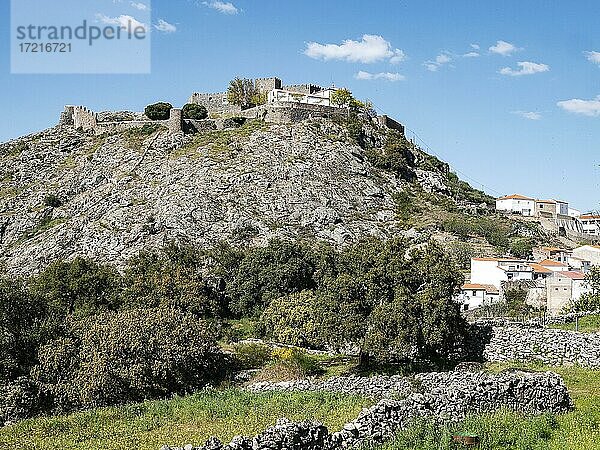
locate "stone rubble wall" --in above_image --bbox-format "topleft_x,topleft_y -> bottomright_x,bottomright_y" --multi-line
162,370 -> 571,450
484,326 -> 600,367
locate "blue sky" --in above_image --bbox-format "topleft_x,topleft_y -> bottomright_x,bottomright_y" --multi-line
2,0 -> 599,211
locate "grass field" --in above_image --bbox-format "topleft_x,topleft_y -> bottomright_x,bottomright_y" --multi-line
0,390 -> 372,450
548,315 -> 600,333
1,364 -> 599,450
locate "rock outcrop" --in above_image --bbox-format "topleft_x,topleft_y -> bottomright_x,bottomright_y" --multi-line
0,117 -> 443,274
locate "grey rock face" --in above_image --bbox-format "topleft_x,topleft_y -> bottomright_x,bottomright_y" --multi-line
0,118 -> 427,274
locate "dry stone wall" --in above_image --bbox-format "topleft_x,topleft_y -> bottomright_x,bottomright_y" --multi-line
162,370 -> 571,450
484,326 -> 600,367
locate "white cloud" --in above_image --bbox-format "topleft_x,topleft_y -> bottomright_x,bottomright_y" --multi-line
557,95 -> 600,116
585,51 -> 600,65
463,51 -> 480,58
304,34 -> 405,64
489,40 -> 519,56
355,71 -> 405,81
154,19 -> 177,33
203,1 -> 239,14
470,43 -> 480,50
424,52 -> 452,71
96,14 -> 148,32
500,61 -> 549,76
130,2 -> 148,10
512,110 -> 542,120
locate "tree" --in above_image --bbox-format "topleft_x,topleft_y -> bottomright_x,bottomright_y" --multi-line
261,238 -> 467,368
122,242 -> 221,318
510,237 -> 535,259
31,308 -> 223,412
144,102 -> 173,120
259,290 -> 331,349
226,240 -> 319,317
0,276 -> 48,383
29,257 -> 122,318
227,77 -> 259,110
330,88 -> 354,107
182,103 -> 208,120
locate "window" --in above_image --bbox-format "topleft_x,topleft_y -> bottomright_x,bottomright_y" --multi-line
464,304 -> 469,311
472,290 -> 477,296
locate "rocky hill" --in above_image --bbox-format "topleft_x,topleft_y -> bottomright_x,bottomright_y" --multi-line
0,113 -> 535,274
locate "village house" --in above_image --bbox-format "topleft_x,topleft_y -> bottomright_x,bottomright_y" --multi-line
537,259 -> 570,273
470,257 -> 534,289
458,283 -> 500,311
528,263 -> 554,280
495,194 -> 536,216
580,215 -> 600,236
536,199 -> 569,219
546,271 -> 588,316
572,245 -> 600,267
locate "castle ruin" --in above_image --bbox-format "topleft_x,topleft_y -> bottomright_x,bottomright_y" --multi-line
59,76 -> 404,135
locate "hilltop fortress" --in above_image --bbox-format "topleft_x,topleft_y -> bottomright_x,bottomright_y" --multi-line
59,76 -> 404,135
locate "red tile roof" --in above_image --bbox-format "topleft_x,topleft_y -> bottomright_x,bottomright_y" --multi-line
538,259 -> 568,267
558,271 -> 585,280
462,283 -> 499,294
497,194 -> 534,201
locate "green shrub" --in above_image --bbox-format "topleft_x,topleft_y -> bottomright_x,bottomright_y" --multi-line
366,131 -> 415,180
144,102 -> 172,121
29,257 -> 122,318
0,376 -> 47,425
182,103 -> 208,120
31,308 -> 223,413
259,290 -> 330,349
122,243 -> 221,318
233,342 -> 273,369
252,347 -> 323,382
0,276 -> 49,383
43,194 -> 62,208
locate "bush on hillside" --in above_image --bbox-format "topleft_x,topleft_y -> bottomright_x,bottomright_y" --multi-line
259,290 -> 331,349
29,257 -> 122,318
121,243 -> 222,318
252,347 -> 322,382
225,240 -> 319,317
0,276 -> 49,383
31,307 -> 223,412
144,102 -> 173,120
182,103 -> 208,120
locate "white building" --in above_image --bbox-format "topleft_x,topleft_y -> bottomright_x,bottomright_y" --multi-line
470,257 -> 533,289
546,271 -> 588,316
572,245 -> 600,267
268,88 -> 336,107
569,208 -> 581,218
458,283 -> 500,311
579,215 -> 600,236
495,194 -> 536,216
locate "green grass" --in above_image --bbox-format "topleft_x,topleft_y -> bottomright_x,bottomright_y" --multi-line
549,315 -> 600,333
0,390 -> 371,450
374,363 -> 600,450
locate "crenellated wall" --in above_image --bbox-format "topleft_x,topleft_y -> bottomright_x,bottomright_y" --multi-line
188,92 -> 242,114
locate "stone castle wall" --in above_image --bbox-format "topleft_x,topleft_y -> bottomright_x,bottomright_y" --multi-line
60,106 -> 183,135
188,92 -> 242,114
